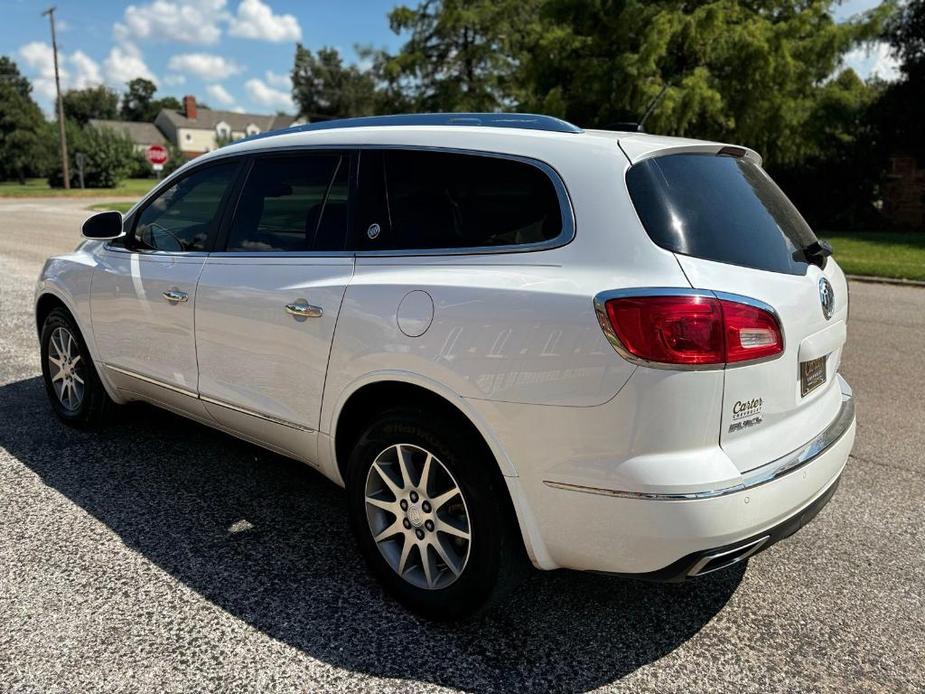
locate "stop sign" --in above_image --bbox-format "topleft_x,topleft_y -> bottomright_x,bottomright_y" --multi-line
145,144 -> 169,167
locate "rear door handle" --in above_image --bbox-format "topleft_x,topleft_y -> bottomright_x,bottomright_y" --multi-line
285,300 -> 323,318
162,289 -> 189,303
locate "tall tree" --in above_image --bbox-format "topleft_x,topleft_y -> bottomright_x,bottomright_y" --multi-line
381,0 -> 539,112
120,78 -> 181,121
62,85 -> 119,125
291,45 -> 378,119
518,0 -> 890,167
0,56 -> 53,183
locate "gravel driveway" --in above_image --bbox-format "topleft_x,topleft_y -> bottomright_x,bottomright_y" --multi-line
1,198 -> 923,692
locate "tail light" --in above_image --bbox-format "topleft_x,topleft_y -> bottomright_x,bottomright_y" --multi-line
598,293 -> 783,366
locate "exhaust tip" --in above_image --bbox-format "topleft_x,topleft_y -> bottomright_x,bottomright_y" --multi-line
687,535 -> 770,578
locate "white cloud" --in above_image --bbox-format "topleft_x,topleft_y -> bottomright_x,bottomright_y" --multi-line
206,83 -> 235,106
104,43 -> 157,85
18,42 -> 105,100
232,105 -> 246,113
163,73 -> 187,86
168,52 -> 242,80
115,0 -> 228,45
843,42 -> 901,81
245,77 -> 294,111
229,0 -> 301,42
264,69 -> 291,89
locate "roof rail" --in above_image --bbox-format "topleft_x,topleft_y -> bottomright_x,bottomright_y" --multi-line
244,112 -> 583,143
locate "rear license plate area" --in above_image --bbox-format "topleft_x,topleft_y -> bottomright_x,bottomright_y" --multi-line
800,355 -> 827,397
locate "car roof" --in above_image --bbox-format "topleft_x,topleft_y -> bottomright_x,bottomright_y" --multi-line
192,113 -> 761,168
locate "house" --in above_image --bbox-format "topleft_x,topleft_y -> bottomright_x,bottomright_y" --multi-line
91,95 -> 303,160
155,96 -> 303,158
88,119 -> 167,153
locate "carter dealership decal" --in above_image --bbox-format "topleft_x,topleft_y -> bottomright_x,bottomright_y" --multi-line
729,397 -> 763,433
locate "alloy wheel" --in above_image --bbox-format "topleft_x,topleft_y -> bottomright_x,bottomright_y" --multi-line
47,326 -> 85,411
364,443 -> 472,590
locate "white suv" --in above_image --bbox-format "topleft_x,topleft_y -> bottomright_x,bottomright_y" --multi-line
35,114 -> 855,619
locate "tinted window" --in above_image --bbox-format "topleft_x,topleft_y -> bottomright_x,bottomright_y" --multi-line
357,150 -> 562,251
226,154 -> 348,252
134,163 -> 237,252
626,154 -> 818,275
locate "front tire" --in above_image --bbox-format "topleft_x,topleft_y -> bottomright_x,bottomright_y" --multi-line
346,408 -> 522,620
40,307 -> 114,428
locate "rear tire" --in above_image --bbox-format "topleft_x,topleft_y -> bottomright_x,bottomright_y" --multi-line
40,307 -> 114,428
346,407 -> 524,620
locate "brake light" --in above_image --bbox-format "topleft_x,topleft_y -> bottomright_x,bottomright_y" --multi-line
601,294 -> 782,366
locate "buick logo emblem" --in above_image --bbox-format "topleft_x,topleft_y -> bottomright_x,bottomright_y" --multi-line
819,278 -> 834,320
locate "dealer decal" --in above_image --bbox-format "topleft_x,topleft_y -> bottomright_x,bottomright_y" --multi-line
729,397 -> 763,433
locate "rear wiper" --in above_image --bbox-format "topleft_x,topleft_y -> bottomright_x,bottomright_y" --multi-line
800,240 -> 833,269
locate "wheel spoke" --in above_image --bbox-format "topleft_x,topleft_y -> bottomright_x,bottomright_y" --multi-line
48,354 -> 64,369
436,519 -> 470,541
431,487 -> 459,512
373,518 -> 404,543
51,369 -> 65,382
65,331 -> 76,359
431,537 -> 461,576
395,444 -> 413,490
72,372 -> 84,385
371,462 -> 402,497
418,453 -> 433,495
365,495 -> 398,513
397,536 -> 414,576
420,543 -> 435,589
70,354 -> 81,367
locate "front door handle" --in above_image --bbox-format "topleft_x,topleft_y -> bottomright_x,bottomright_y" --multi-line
285,300 -> 323,318
162,289 -> 189,303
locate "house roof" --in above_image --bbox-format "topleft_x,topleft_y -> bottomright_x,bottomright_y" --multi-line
157,108 -> 299,133
89,119 -> 167,146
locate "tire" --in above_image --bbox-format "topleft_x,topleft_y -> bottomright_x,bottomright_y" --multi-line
40,306 -> 114,428
346,407 -> 525,620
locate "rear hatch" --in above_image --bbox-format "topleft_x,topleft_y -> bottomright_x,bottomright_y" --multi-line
623,145 -> 848,473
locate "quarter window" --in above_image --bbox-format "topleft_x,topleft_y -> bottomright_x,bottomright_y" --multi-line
226,154 -> 348,252
356,150 -> 563,251
133,162 -> 238,252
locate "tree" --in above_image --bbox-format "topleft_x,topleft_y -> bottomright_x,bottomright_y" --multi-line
62,85 -> 119,125
292,45 -> 378,119
119,78 -> 181,121
48,121 -> 135,188
379,0 -> 539,112
0,56 -> 53,183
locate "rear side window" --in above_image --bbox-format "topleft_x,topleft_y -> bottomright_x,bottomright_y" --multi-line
356,149 -> 563,251
134,162 -> 238,252
626,154 -> 818,275
226,153 -> 348,252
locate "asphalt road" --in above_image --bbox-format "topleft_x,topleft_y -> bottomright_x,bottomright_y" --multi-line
1,198 -> 923,693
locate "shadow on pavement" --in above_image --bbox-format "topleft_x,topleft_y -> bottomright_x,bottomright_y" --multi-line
0,376 -> 743,692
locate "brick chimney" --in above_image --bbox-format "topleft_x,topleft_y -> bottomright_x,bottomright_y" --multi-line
183,95 -> 197,120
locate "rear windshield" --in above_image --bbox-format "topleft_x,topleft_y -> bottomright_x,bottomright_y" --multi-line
626,153 -> 818,275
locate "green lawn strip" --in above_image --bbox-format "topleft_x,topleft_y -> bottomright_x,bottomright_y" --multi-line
822,232 -> 925,282
0,178 -> 155,198
88,201 -> 135,214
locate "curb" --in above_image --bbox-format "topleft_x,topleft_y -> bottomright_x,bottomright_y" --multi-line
846,274 -> 925,287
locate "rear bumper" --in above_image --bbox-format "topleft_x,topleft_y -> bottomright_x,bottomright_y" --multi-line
521,376 -> 855,574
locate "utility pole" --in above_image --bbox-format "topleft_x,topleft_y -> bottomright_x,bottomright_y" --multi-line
43,6 -> 70,189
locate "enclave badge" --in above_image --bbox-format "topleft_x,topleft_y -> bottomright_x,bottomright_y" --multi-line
819,277 -> 834,320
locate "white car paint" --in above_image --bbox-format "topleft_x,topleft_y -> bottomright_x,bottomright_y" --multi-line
35,120 -> 855,578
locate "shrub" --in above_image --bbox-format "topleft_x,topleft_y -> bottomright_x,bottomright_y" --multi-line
48,121 -> 136,188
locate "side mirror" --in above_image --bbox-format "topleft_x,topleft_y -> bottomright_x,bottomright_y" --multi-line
82,210 -> 123,240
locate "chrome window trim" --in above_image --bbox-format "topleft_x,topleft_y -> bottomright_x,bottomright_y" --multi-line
592,287 -> 786,372
544,386 -> 853,501
103,364 -> 314,432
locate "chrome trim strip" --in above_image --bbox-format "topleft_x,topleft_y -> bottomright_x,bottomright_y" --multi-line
592,287 -> 786,371
103,364 -> 198,399
544,390 -> 854,501
199,395 -> 315,432
103,364 -> 314,433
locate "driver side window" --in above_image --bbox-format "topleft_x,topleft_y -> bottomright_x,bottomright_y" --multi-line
134,162 -> 238,252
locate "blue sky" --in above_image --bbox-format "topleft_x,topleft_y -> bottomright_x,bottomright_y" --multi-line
0,0 -> 897,117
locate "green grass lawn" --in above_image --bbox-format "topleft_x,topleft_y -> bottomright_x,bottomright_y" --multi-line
823,232 -> 925,282
0,178 -> 155,198
88,201 -> 136,213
